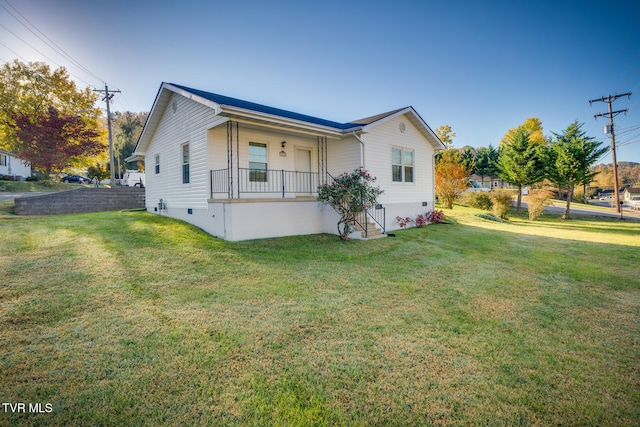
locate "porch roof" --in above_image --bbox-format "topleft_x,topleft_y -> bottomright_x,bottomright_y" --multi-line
171,84 -> 360,132
132,82 -> 445,158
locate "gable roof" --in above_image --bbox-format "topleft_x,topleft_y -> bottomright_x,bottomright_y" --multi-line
625,187 -> 640,194
170,84 -> 358,131
132,83 -> 444,157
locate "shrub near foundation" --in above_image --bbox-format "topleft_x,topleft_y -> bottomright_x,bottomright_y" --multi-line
490,189 -> 514,219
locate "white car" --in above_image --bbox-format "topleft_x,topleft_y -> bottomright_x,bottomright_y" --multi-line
466,179 -> 490,193
123,170 -> 146,187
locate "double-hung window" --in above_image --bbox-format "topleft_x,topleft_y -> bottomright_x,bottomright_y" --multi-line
392,147 -> 414,183
182,144 -> 190,184
155,154 -> 160,174
0,154 -> 6,166
249,142 -> 267,182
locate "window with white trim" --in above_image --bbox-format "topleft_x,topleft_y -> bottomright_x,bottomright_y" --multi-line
249,142 -> 267,182
392,147 -> 414,183
0,154 -> 6,167
155,154 -> 160,174
182,144 -> 190,184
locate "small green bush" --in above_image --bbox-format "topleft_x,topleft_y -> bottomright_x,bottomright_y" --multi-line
462,191 -> 493,210
490,189 -> 513,219
476,213 -> 504,222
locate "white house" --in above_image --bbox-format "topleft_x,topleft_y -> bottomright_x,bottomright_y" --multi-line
0,149 -> 31,180
129,83 -> 445,241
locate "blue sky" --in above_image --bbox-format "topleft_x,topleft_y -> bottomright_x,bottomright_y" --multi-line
2,0 -> 639,162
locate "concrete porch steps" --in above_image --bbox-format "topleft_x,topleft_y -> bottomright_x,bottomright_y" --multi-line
354,221 -> 386,240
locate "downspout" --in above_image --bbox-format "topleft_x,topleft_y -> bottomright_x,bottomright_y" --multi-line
352,131 -> 365,168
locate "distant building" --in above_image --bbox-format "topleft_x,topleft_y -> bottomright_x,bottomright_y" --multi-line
0,149 -> 31,180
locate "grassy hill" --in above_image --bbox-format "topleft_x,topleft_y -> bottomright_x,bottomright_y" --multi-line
1,206 -> 638,425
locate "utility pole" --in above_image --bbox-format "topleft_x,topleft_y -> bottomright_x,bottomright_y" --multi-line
589,92 -> 631,213
94,84 -> 121,187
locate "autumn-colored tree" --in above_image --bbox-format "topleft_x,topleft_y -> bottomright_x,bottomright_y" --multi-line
0,60 -> 100,154
434,125 -> 456,147
497,127 -> 547,213
435,148 -> 472,209
12,106 -> 104,176
549,121 -> 608,219
500,117 -> 547,146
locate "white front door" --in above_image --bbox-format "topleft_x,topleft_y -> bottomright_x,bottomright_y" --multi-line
296,148 -> 312,194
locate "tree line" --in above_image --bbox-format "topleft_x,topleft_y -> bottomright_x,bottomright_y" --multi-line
0,59 -> 147,181
434,118 -> 611,219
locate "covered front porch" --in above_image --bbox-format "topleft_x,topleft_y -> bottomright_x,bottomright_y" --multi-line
210,167 -> 326,199
207,120 -> 331,200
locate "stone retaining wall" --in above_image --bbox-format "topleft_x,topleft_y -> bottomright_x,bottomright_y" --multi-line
14,187 -> 145,215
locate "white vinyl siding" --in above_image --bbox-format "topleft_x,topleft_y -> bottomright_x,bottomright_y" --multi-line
182,143 -> 190,184
363,116 -> 435,204
327,137 -> 361,177
143,92 -> 225,210
0,150 -> 31,177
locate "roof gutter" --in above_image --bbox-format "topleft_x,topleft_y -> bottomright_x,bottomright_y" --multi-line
352,131 -> 366,168
220,106 -> 346,137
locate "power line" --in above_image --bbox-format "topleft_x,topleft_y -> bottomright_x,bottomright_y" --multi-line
0,22 -> 93,86
0,0 -> 104,84
0,40 -> 27,62
589,92 -> 632,212
94,85 -> 121,187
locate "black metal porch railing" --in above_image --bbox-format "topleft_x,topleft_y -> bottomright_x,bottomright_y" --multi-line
211,168 -> 385,237
211,168 -> 321,198
354,205 -> 386,238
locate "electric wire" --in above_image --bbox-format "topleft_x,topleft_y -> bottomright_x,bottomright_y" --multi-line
0,22 -> 95,87
0,0 -> 104,84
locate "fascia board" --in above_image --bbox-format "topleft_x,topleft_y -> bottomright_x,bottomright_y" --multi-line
163,83 -> 223,113
361,106 -> 445,150
219,105 -> 350,137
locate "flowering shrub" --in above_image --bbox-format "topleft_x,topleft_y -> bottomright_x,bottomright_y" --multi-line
426,209 -> 446,224
414,214 -> 427,227
318,167 -> 383,241
396,216 -> 412,228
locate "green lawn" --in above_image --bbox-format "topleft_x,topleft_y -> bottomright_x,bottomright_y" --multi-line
0,180 -> 90,192
1,205 -> 638,426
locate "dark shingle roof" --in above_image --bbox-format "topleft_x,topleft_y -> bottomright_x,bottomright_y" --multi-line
170,83 -> 359,130
348,108 -> 406,126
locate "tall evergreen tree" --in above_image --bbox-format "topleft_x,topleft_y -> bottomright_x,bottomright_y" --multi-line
475,144 -> 499,186
550,121 -> 608,219
459,146 -> 477,173
497,127 -> 547,213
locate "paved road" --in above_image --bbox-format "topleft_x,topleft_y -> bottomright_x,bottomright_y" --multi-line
0,192 -> 53,201
519,201 -> 640,221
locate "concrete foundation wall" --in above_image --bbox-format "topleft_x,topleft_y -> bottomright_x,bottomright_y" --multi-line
14,188 -> 145,215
